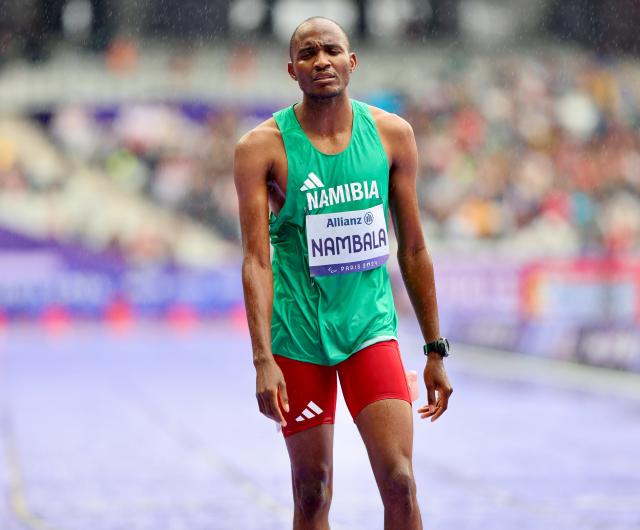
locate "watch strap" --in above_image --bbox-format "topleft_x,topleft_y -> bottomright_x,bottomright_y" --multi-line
423,338 -> 450,357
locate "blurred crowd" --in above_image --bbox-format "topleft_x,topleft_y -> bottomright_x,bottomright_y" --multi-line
407,53 -> 640,257
48,103 -> 246,242
2,50 -> 640,263
0,115 -> 232,266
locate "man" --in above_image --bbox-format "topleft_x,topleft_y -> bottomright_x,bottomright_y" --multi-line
234,16 -> 453,529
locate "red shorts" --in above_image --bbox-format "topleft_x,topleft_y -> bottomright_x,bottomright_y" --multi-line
274,340 -> 411,438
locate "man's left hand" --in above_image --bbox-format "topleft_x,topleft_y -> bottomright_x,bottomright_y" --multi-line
418,356 -> 453,422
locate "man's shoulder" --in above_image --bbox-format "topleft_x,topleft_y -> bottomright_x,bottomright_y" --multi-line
235,117 -> 283,155
366,104 -> 415,143
369,105 -> 415,151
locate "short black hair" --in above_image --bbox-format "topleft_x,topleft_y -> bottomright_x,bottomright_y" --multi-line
289,16 -> 351,60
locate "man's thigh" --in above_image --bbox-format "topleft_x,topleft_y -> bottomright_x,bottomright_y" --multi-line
338,340 -> 415,476
337,339 -> 412,420
355,398 -> 414,468
276,356 -> 336,500
274,354 -> 338,438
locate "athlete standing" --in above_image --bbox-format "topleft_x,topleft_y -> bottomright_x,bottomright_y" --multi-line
234,17 -> 453,529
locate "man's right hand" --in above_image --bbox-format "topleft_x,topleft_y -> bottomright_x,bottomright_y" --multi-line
255,358 -> 290,427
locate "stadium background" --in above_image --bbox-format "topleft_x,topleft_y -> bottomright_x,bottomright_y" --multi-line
0,1 -> 639,529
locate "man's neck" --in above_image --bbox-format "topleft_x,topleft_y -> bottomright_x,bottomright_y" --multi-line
296,93 -> 352,136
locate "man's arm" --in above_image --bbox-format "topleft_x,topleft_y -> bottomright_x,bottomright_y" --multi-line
385,115 -> 453,422
233,129 -> 289,427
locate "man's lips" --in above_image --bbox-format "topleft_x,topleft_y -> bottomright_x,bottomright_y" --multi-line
313,74 -> 336,81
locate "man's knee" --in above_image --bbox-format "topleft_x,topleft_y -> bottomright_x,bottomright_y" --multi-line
293,465 -> 332,519
379,464 -> 417,511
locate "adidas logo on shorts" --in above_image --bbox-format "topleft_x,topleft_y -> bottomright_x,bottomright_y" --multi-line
295,401 -> 324,422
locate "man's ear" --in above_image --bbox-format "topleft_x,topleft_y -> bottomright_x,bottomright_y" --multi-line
288,62 -> 297,81
349,52 -> 357,73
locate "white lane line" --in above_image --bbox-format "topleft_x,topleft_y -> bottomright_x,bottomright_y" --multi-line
0,405 -> 65,530
107,374 -> 295,524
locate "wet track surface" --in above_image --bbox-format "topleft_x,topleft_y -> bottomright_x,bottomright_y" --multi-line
1,320 -> 639,530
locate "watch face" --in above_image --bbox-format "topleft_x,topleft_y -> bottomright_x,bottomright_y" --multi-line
436,338 -> 450,356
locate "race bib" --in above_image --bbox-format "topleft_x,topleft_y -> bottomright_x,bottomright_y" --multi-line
306,203 -> 390,276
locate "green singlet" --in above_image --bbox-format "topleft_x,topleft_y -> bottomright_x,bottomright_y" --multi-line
270,99 -> 398,366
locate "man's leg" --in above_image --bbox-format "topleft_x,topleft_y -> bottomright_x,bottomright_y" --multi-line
337,340 -> 421,529
285,425 -> 334,530
274,354 -> 338,529
356,399 -> 422,529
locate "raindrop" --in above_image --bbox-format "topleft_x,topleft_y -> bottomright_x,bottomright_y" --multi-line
62,0 -> 93,41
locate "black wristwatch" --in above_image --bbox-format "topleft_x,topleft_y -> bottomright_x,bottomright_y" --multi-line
423,338 -> 450,358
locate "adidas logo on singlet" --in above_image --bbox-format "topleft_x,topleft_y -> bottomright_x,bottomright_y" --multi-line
295,400 -> 324,422
300,172 -> 324,192
300,172 -> 380,212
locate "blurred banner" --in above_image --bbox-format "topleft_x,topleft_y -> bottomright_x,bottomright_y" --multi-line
2,225 -> 638,371
412,257 -> 640,372
0,227 -> 242,318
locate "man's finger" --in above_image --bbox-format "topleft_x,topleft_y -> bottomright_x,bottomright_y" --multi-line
258,391 -> 276,420
431,388 -> 451,422
278,381 -> 290,414
256,390 -> 273,419
267,389 -> 287,426
427,384 -> 436,407
431,406 -> 445,422
419,405 -> 438,419
417,403 -> 436,418
256,393 -> 266,416
262,390 -> 276,419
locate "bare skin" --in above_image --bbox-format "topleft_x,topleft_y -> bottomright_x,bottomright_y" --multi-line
234,17 -> 453,530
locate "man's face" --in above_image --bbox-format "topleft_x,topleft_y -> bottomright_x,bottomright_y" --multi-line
288,21 -> 357,100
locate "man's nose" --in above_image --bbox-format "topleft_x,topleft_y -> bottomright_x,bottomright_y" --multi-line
313,51 -> 331,69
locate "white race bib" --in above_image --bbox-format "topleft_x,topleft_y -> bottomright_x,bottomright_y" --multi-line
306,203 -> 390,276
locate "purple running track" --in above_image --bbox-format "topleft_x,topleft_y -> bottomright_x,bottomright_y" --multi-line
0,320 -> 639,530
